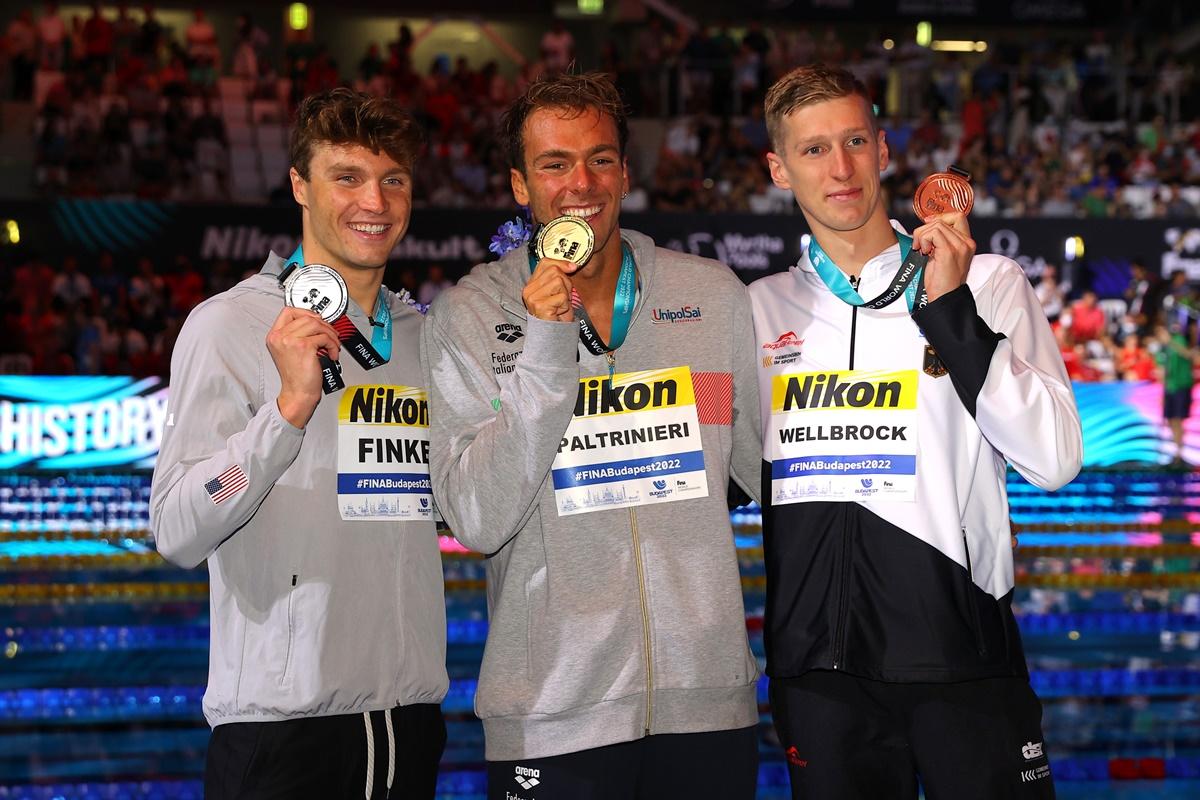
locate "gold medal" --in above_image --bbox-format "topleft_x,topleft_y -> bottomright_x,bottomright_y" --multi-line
535,216 -> 595,266
913,167 -> 974,222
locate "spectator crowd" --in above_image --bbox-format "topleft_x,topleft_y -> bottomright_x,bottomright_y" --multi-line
2,4 -> 1197,217
1044,259 -> 1200,387
0,245 -> 451,378
2,4 -> 1199,389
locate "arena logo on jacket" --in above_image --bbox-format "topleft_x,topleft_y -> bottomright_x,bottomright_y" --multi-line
767,369 -> 919,504
336,385 -> 433,521
550,366 -> 709,516
491,323 -> 525,376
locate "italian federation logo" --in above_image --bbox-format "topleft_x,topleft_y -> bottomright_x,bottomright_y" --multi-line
514,766 -> 541,790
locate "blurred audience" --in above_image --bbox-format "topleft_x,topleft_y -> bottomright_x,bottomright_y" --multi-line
2,6 -> 1194,216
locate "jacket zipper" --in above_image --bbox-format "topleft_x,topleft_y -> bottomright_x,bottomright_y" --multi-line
281,573 -> 298,686
629,507 -> 654,734
605,345 -> 651,728
962,529 -> 989,656
847,275 -> 860,370
831,507 -> 852,669
833,281 -> 860,668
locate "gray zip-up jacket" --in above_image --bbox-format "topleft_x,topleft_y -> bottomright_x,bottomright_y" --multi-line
421,229 -> 761,761
151,254 -> 448,728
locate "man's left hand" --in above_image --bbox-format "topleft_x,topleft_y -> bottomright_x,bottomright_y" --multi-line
912,212 -> 975,304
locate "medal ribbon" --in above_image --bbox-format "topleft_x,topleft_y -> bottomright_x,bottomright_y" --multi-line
808,233 -> 930,313
528,241 -> 638,358
284,246 -> 393,370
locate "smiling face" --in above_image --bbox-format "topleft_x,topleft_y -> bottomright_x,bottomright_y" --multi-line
290,142 -> 412,276
510,106 -> 629,275
766,94 -> 890,243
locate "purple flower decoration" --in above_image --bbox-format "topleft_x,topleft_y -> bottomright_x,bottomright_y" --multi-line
489,213 -> 532,258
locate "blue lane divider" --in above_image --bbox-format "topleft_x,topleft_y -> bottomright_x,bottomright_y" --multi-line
1049,755 -> 1200,780
1029,668 -> 1200,697
0,680 -> 483,723
0,780 -> 204,800
1018,612 -> 1200,636
4,621 -> 490,652
4,625 -> 210,652
753,670 -> 1200,704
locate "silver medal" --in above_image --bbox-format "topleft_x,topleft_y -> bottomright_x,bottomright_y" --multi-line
283,264 -> 348,322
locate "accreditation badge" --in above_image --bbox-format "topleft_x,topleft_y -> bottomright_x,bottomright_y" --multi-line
336,384 -> 433,521
767,369 -> 919,504
550,366 -> 708,516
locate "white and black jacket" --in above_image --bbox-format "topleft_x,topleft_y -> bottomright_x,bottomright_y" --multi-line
748,224 -> 1082,682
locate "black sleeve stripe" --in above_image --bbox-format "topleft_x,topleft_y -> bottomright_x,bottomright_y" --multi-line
911,285 -> 1004,417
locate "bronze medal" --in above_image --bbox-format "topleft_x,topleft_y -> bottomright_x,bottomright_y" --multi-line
535,215 -> 595,266
912,166 -> 974,222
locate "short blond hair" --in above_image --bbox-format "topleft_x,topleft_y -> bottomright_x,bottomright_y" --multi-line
764,63 -> 876,151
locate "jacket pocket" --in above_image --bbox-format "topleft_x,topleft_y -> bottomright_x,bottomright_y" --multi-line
279,572 -> 299,688
961,531 -> 988,657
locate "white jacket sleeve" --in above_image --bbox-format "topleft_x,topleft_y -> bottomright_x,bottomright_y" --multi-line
914,259 -> 1082,491
150,299 -> 304,568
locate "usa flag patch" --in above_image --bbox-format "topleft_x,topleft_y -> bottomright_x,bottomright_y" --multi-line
205,465 -> 248,505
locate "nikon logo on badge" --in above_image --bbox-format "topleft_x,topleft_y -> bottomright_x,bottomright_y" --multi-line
651,305 -> 702,323
772,370 -> 918,413
343,386 -> 429,426
573,367 -> 696,417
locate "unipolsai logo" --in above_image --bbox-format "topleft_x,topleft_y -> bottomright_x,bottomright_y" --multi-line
651,304 -> 702,323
